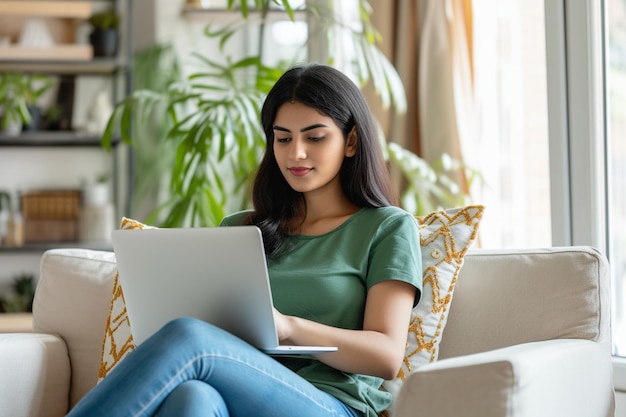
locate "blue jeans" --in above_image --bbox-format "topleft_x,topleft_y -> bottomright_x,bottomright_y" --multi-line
67,317 -> 363,417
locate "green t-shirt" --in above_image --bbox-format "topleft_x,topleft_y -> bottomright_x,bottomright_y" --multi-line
220,206 -> 422,416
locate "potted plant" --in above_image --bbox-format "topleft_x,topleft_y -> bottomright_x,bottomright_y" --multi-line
43,104 -> 63,131
0,73 -> 53,135
0,73 -> 30,135
102,0 -> 474,227
88,10 -> 120,57
85,173 -> 111,206
107,43 -> 181,221
22,73 -> 54,131
0,274 -> 36,313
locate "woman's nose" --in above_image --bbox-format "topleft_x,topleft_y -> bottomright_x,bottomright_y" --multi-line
289,138 -> 307,160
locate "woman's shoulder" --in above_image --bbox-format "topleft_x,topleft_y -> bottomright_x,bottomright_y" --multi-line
360,206 -> 417,225
219,210 -> 254,226
350,206 -> 419,238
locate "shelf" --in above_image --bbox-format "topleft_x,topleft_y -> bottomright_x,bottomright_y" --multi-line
0,1 -> 92,18
0,57 -> 126,74
0,45 -> 93,61
0,0 -> 132,265
0,131 -> 119,147
0,313 -> 32,333
0,241 -> 113,253
181,7 -> 307,24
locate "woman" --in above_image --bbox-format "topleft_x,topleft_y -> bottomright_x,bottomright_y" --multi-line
67,64 -> 422,417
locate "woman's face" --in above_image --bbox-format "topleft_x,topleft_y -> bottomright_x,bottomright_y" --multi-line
272,101 -> 356,196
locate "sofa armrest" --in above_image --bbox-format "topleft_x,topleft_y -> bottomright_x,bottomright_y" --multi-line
0,333 -> 70,417
393,339 -> 615,417
34,249 -> 118,407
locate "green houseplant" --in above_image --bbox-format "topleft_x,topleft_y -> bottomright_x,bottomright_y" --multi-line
0,72 -> 53,134
22,74 -> 54,131
106,43 -> 182,221
102,0 -> 473,226
0,274 -> 36,313
88,10 -> 120,57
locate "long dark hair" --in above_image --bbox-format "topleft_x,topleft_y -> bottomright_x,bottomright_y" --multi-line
248,63 -> 396,256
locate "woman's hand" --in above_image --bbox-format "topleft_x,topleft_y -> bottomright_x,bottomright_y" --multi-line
273,307 -> 293,343
272,280 -> 416,380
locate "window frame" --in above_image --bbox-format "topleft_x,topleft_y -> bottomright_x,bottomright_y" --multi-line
544,0 -> 608,251
544,0 -> 624,394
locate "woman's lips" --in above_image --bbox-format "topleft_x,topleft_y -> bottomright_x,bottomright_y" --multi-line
288,167 -> 312,176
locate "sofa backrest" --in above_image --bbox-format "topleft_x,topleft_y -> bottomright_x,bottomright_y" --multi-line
438,246 -> 611,360
32,249 -> 117,409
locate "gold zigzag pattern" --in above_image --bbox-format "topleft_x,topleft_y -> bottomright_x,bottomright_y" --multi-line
98,272 -> 136,379
98,217 -> 157,380
397,206 -> 483,378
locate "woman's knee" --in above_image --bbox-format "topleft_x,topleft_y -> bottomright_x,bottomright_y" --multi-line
158,317 -> 226,345
155,380 -> 227,417
163,317 -> 205,335
148,317 -> 256,361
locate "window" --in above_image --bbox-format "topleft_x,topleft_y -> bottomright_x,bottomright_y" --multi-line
473,0 -> 625,359
471,0 -> 551,249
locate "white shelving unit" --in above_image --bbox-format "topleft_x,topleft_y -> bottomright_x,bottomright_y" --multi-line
0,0 -> 132,301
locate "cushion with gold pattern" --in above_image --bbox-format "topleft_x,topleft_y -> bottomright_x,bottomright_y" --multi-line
98,217 -> 156,381
381,205 -> 484,404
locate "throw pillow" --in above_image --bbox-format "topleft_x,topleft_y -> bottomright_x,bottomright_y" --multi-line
98,217 -> 156,381
381,205 -> 484,400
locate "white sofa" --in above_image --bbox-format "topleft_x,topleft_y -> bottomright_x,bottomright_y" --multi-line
0,246 -> 615,417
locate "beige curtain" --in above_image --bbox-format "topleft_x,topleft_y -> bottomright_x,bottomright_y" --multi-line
366,0 -> 474,191
364,1 -> 419,154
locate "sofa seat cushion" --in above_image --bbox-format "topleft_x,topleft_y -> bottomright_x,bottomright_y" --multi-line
0,333 -> 70,417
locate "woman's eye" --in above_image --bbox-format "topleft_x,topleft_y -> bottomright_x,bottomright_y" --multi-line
308,136 -> 324,142
276,137 -> 291,143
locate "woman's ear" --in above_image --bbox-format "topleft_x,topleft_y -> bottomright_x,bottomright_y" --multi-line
345,127 -> 358,157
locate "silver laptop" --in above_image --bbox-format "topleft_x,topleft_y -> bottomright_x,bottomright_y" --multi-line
111,226 -> 337,355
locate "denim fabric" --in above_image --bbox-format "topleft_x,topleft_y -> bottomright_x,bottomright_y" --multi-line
67,317 -> 363,417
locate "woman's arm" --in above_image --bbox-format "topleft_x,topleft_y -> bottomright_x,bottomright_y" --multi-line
274,279 -> 416,380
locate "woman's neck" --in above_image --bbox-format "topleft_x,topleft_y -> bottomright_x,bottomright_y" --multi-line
290,192 -> 360,236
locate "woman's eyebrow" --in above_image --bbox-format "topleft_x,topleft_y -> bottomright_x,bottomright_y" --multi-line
273,123 -> 329,133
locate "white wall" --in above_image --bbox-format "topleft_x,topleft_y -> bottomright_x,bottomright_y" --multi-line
0,148 -> 110,196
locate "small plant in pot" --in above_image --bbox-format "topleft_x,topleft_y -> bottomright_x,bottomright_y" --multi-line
85,173 -> 111,206
88,10 -> 120,57
0,274 -> 36,313
0,72 -> 53,135
0,73 -> 30,135
43,104 -> 63,131
22,74 -> 54,132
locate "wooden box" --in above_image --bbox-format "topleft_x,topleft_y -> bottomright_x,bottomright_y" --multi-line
23,218 -> 78,243
20,190 -> 81,243
21,190 -> 80,220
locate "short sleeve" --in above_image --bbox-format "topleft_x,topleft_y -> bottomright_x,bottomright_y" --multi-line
366,213 -> 422,306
